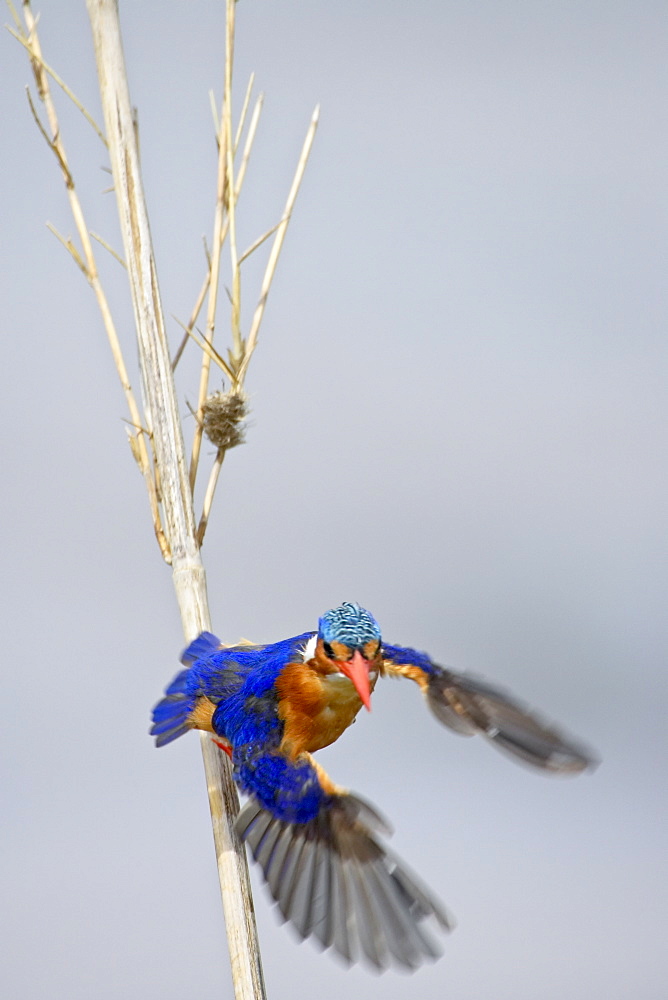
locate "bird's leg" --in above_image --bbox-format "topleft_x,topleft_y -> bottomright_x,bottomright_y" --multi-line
212,737 -> 233,759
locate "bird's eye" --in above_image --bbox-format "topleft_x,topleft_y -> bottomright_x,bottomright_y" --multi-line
323,641 -> 335,658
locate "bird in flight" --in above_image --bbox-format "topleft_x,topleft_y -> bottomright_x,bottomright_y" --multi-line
151,601 -> 594,971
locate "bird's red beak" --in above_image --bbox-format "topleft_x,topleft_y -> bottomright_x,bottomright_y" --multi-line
338,650 -> 372,711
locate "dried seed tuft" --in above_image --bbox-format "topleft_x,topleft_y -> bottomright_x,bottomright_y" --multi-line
202,390 -> 247,450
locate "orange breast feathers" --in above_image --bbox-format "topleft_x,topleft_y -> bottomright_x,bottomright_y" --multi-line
276,661 -> 377,758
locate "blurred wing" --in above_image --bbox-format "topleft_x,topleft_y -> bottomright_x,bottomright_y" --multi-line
236,786 -> 452,971
382,645 -> 596,774
427,669 -> 596,773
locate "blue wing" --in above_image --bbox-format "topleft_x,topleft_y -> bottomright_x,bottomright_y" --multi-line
235,751 -> 452,970
382,642 -> 596,774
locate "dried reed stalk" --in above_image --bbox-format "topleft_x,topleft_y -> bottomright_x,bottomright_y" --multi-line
84,2 -> 266,997
8,0 -> 168,559
13,0 -> 318,992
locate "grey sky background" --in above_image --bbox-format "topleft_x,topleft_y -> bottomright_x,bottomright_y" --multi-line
2,2 -> 666,998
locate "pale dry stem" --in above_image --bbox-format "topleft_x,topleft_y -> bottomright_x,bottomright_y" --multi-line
13,0 -> 169,561
236,104 -> 320,386
90,231 -> 127,269
174,318 -> 235,380
46,221 -> 87,273
171,268 -> 211,371
226,114 -> 242,369
172,90 -> 263,373
7,10 -> 107,145
197,448 -> 226,545
237,219 -> 282,267
83,0 -> 267,990
223,5 -> 242,371
234,72 -> 256,153
194,106 -> 318,542
189,0 -> 236,491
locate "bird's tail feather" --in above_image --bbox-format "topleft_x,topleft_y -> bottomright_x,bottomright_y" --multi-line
151,667 -> 196,747
151,633 -> 222,747
181,631 -> 221,666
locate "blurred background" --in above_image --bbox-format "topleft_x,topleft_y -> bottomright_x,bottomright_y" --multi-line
2,2 -> 666,998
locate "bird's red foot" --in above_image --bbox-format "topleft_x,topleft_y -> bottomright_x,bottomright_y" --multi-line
212,738 -> 233,758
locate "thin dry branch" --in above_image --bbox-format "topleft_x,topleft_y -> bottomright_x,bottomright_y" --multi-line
171,269 -> 212,370
234,72 -> 255,152
11,0 -> 168,560
197,448 -> 225,545
190,102 -> 317,538
174,317 -> 235,380
90,230 -> 126,268
238,219 -> 282,267
192,97 -> 316,541
171,91 -> 263,374
236,105 -> 320,385
7,13 -> 107,145
46,221 -> 87,273
225,104 -> 242,367
236,94 -> 264,193
189,5 -> 234,490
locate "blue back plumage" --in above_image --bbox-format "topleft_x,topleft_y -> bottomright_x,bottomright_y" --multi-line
151,630 -> 314,748
210,632 -> 313,750
319,602 -> 381,648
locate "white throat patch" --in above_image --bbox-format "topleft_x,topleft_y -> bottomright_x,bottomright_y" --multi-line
300,634 -> 317,662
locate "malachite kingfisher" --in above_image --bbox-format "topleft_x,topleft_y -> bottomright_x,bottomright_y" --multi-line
151,602 -> 595,971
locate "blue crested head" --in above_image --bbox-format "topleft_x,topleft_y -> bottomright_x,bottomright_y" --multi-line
318,602 -> 382,649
